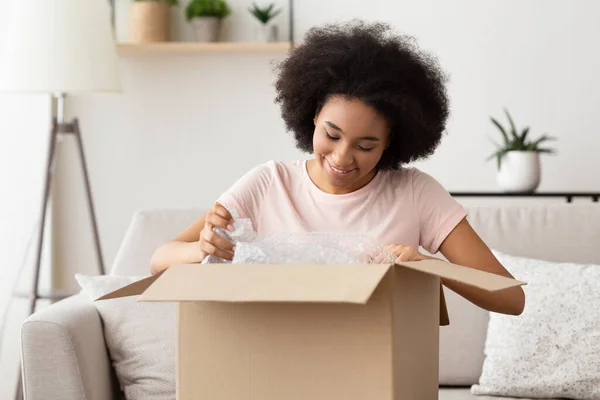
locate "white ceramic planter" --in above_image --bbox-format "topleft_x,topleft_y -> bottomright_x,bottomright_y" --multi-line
191,17 -> 221,42
254,23 -> 278,42
496,151 -> 541,193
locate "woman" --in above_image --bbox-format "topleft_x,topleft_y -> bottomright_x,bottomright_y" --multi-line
151,20 -> 525,316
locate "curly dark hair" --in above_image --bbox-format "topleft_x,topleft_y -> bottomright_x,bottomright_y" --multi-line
273,20 -> 450,170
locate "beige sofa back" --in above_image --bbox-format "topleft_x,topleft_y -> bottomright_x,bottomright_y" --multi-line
110,204 -> 600,386
439,204 -> 600,385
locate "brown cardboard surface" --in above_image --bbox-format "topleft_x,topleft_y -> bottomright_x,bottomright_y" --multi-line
95,271 -> 163,301
97,258 -> 524,328
179,299 -> 395,399
93,258 -> 526,399
392,267 -> 440,399
176,268 -> 444,399
139,263 -> 391,304
398,259 -> 526,291
178,270 -> 396,400
98,259 -> 524,304
134,259 -> 524,304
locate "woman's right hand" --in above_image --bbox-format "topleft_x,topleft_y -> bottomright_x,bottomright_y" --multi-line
198,202 -> 236,261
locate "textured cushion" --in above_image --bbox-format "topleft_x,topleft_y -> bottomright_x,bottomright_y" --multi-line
470,250 -> 600,399
111,208 -> 206,276
438,204 -> 600,385
438,288 -> 489,385
75,274 -> 176,400
439,387 -> 539,399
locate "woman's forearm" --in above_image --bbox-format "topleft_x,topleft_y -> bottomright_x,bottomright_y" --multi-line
440,276 -> 525,315
424,252 -> 525,315
437,219 -> 526,316
150,241 -> 204,275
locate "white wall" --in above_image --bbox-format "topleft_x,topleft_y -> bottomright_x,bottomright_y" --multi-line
0,73 -> 54,400
0,93 -> 53,398
0,1 -> 54,396
55,0 -> 600,291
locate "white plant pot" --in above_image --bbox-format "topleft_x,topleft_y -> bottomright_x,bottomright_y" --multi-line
254,23 -> 278,42
496,151 -> 541,193
191,17 -> 221,42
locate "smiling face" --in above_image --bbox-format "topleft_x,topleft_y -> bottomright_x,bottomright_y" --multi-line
307,95 -> 390,194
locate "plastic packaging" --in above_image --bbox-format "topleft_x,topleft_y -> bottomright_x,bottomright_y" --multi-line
202,207 -> 396,265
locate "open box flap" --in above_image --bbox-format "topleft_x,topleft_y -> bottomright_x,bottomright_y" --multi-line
395,259 -> 526,291
95,259 -> 522,327
137,263 -> 392,304
95,271 -> 163,301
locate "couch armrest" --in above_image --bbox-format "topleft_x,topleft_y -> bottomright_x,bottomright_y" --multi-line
21,293 -> 118,400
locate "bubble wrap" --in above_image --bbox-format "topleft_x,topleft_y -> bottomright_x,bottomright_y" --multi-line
202,208 -> 396,265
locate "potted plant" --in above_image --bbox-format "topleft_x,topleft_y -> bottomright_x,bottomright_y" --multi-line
186,0 -> 231,42
487,108 -> 556,193
248,2 -> 281,42
129,0 -> 178,43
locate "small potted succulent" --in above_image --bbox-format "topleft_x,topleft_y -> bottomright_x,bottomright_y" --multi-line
487,108 -> 557,192
186,0 -> 231,42
129,0 -> 178,43
248,2 -> 281,42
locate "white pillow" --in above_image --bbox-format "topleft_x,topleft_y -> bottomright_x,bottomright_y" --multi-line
471,251 -> 600,399
75,274 -> 176,400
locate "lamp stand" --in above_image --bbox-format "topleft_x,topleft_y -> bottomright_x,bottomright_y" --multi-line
14,93 -> 106,400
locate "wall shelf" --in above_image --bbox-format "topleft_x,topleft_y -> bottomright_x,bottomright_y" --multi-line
450,192 -> 600,203
110,0 -> 297,50
117,41 -> 293,55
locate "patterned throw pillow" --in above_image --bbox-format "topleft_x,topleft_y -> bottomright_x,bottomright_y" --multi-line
471,250 -> 600,399
76,274 -> 176,400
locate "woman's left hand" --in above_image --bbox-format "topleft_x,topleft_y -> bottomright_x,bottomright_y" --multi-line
385,244 -> 434,262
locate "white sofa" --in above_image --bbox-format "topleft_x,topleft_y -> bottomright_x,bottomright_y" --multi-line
20,203 -> 600,399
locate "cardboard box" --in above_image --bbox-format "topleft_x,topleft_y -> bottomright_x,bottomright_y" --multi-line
99,260 -> 524,400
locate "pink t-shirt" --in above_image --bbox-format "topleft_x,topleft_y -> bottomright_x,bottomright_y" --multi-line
217,160 -> 467,254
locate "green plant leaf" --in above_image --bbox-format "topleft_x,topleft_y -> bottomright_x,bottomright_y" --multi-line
536,148 -> 556,154
510,139 -> 527,151
485,151 -> 499,161
519,126 -> 530,143
504,108 -> 519,141
496,150 -> 507,170
135,0 -> 179,5
249,2 -> 280,24
186,0 -> 231,20
487,136 -> 502,149
490,117 -> 509,146
530,134 -> 556,149
539,135 -> 557,142
486,149 -> 507,170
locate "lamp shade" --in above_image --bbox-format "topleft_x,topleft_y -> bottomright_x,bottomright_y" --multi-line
0,0 -> 121,94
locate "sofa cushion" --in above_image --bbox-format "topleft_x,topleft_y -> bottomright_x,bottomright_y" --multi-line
111,204 -> 600,388
75,274 -> 176,400
464,204 -> 600,265
439,387 -> 537,399
111,208 -> 206,276
470,250 -> 600,399
439,204 -> 600,385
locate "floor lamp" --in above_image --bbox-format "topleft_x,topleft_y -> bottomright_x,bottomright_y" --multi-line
0,0 -> 121,398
